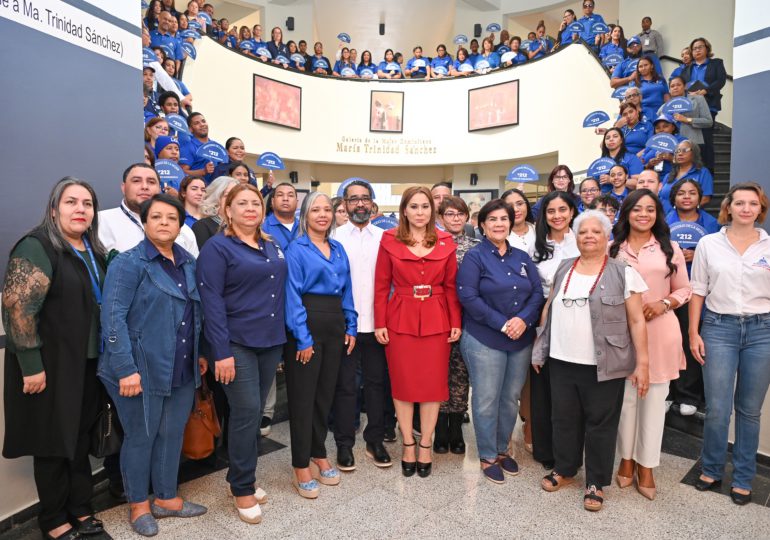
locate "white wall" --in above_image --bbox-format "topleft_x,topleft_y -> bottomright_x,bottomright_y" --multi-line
184,38 -> 617,173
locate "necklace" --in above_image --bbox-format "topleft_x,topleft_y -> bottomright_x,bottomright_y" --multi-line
563,255 -> 608,299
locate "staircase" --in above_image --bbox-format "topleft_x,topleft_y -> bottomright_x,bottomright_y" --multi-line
703,122 -> 732,216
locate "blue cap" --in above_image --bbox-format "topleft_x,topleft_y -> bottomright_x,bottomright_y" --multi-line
154,136 -> 179,157
653,114 -> 675,125
627,36 -> 641,46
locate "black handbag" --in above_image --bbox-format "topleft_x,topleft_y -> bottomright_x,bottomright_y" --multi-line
90,397 -> 123,458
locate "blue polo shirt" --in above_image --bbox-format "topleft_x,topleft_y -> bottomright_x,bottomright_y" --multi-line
528,38 -> 553,60
640,79 -> 669,122
609,188 -> 630,206
690,59 -> 709,84
150,30 -> 179,60
597,152 -> 644,187
660,167 -> 714,214
357,63 -> 377,78
406,56 -> 429,76
505,51 -> 527,66
431,55 -> 453,72
474,52 -> 500,70
560,28 -> 577,46
378,60 -> 402,76
180,136 -> 221,182
622,120 -> 654,154
457,238 -> 544,351
333,60 -> 357,75
599,42 -> 625,62
453,59 -> 474,72
197,233 -> 288,360
578,13 -> 605,43
262,213 -> 299,250
311,55 -> 332,73
612,55 -> 664,80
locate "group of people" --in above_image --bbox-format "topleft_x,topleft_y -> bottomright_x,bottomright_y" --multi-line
4,157 -> 769,539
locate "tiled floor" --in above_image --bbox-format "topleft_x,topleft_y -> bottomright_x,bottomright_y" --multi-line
5,417 -> 770,540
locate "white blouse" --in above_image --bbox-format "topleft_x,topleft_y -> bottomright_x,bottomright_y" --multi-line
534,231 -> 580,298
507,222 -> 536,257
691,227 -> 770,315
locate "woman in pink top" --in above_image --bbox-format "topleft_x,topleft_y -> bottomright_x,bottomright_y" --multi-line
609,189 -> 691,500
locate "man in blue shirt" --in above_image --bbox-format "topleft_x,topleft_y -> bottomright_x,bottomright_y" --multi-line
179,113 -> 218,181
577,0 -> 605,49
150,12 -> 179,69
262,183 -> 299,250
405,46 -> 429,79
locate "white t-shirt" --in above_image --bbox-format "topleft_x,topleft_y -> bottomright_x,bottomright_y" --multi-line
535,232 -> 580,298
550,266 -> 648,366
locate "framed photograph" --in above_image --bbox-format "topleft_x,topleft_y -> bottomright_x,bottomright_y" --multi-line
468,80 -> 519,132
253,74 -> 302,130
296,188 -> 310,209
454,189 -> 499,216
370,90 -> 404,133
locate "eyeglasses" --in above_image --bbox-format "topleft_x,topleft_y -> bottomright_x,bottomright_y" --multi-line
692,45 -> 706,50
583,3 -> 594,7
345,196 -> 372,205
674,148 -> 692,155
581,188 -> 600,194
442,212 -> 466,219
562,297 -> 589,307
625,92 -> 641,98
553,174 -> 570,180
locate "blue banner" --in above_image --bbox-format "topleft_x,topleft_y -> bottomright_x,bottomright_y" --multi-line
196,142 -> 228,163
198,12 -> 212,25
257,152 -> 285,170
662,97 -> 693,116
337,32 -> 351,43
645,133 -> 679,154
603,53 -> 623,68
567,22 -> 584,34
158,44 -> 174,60
587,157 -> 617,177
276,55 -> 290,65
341,67 -> 356,77
239,40 -> 254,51
453,34 -> 468,45
592,22 -> 610,35
497,45 -> 511,55
474,60 -> 490,71
433,65 -> 448,75
500,51 -> 515,64
188,19 -> 201,31
386,62 -> 400,72
412,59 -> 427,68
372,215 -> 399,230
315,58 -> 329,69
486,23 -> 502,32
143,47 -> 156,64
181,42 -> 197,60
155,160 -> 185,192
359,68 -> 375,78
583,110 -> 611,128
179,29 -> 201,40
627,58 -> 639,72
291,53 -> 306,65
612,85 -> 630,99
165,114 -> 190,135
669,221 -> 708,249
256,46 -> 272,58
507,165 -> 539,183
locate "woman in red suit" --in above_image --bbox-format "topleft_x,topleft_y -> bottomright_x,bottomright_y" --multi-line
374,186 -> 462,478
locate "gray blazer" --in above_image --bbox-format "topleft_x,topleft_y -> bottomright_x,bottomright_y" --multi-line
657,94 -> 712,145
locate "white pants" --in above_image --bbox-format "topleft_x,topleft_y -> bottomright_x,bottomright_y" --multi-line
616,380 -> 670,468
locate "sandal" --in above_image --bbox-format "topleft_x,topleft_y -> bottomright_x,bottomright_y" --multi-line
541,471 -> 574,492
584,485 -> 604,512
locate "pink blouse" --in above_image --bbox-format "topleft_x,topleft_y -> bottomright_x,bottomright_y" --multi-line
615,238 -> 692,384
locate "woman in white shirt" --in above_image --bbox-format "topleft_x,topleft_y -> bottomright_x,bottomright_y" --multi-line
502,188 -> 535,255
533,210 -> 649,512
689,182 -> 770,506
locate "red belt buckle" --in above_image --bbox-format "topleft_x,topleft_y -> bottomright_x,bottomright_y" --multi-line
413,284 -> 432,300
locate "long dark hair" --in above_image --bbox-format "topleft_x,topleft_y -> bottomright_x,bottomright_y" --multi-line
601,127 -> 629,163
501,188 -> 533,223
609,189 -> 677,277
533,191 -> 577,263
637,54 -> 661,82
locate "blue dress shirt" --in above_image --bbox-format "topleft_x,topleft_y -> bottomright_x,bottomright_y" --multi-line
196,233 -> 288,361
262,213 -> 299,250
285,235 -> 357,350
457,238 -> 544,351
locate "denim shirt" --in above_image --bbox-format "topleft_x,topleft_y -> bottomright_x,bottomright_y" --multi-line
98,239 -> 202,395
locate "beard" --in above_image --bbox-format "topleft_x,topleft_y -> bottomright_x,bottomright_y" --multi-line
349,209 -> 372,224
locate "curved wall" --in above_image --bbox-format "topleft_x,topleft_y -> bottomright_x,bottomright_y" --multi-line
184,39 -> 617,172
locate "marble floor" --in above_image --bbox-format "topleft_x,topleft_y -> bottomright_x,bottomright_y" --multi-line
9,417 -> 768,540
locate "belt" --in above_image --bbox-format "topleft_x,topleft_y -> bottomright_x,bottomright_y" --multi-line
394,285 -> 444,300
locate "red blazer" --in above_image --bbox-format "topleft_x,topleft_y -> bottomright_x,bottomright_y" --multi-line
374,229 -> 462,336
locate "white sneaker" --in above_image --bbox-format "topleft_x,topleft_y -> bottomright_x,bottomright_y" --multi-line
664,401 -> 673,414
679,404 -> 697,416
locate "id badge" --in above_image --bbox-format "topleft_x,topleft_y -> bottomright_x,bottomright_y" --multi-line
644,38 -> 650,47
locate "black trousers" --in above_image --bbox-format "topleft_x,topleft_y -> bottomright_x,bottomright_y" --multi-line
550,359 -> 624,488
33,358 -> 100,533
530,363 -> 554,464
668,305 -> 705,406
333,332 -> 389,447
700,111 -> 718,172
284,295 -> 345,468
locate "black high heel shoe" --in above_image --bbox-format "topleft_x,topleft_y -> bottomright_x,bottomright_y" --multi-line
417,443 -> 433,478
402,441 -> 417,477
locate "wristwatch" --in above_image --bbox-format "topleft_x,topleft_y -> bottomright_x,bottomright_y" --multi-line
661,298 -> 672,312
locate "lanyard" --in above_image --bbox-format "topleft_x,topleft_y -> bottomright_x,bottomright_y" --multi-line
70,236 -> 103,307
120,202 -> 144,232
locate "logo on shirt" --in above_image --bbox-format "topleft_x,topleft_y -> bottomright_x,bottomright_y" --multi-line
519,263 -> 528,277
753,256 -> 770,271
275,244 -> 285,259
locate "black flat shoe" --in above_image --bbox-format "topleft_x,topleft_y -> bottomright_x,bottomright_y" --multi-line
336,445 -> 356,472
730,489 -> 752,505
402,441 -> 416,477
416,443 -> 432,478
694,477 -> 722,492
74,516 -> 104,536
366,442 -> 393,468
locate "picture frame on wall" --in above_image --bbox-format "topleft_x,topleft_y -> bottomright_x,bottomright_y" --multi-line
454,189 -> 499,216
468,80 -> 519,132
370,90 -> 404,133
296,188 -> 310,209
253,74 -> 302,130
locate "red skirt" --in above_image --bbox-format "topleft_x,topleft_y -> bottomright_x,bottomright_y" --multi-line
385,330 -> 450,402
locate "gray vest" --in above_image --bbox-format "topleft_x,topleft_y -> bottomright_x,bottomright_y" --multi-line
532,257 -> 636,382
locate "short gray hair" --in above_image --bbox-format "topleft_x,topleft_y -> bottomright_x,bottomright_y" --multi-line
298,191 -> 333,238
573,210 -> 612,238
200,176 -> 239,217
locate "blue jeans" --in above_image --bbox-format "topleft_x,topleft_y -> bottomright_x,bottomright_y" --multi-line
701,310 -> 770,490
460,331 -> 532,461
221,343 -> 283,496
106,379 -> 195,503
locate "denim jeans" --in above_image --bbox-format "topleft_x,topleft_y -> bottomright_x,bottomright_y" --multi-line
701,310 -> 770,490
221,343 -> 283,496
106,378 -> 195,503
460,331 -> 532,461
